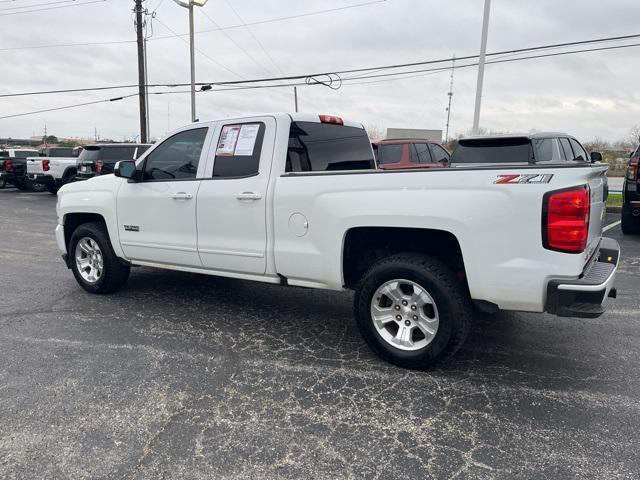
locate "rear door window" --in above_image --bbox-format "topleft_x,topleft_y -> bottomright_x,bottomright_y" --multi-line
429,144 -> 450,163
451,138 -> 532,164
559,138 -> 573,160
0,151 -> 8,158
15,150 -> 38,159
286,121 -> 375,172
532,138 -> 564,162
377,144 -> 403,165
213,123 -> 265,178
411,144 -> 432,164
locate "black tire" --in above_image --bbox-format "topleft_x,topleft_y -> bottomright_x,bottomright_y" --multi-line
0,177 -> 5,189
621,210 -> 640,235
69,221 -> 130,294
354,253 -> 472,370
14,178 -> 29,191
27,179 -> 46,192
46,183 -> 59,195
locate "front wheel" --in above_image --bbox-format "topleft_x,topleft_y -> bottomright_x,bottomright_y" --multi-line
354,253 -> 472,370
69,222 -> 130,294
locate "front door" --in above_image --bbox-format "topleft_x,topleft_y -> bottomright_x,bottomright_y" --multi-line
196,117 -> 275,274
117,126 -> 211,267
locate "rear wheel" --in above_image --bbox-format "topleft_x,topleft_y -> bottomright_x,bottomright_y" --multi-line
27,178 -> 45,192
46,183 -> 59,194
69,222 -> 130,294
354,253 -> 472,370
0,177 -> 5,189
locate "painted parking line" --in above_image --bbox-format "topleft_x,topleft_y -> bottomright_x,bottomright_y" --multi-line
603,220 -> 622,232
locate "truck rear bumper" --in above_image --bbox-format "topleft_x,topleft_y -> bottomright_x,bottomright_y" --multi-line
29,173 -> 54,184
545,237 -> 620,318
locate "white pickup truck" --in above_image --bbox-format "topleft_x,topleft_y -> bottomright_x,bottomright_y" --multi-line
55,113 -> 620,369
27,147 -> 81,194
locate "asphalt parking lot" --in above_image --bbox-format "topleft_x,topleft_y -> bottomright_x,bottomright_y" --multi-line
1,188 -> 639,480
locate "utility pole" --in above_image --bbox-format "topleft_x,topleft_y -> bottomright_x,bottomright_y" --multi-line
134,0 -> 148,142
294,86 -> 299,113
445,55 -> 455,143
188,3 -> 196,122
472,0 -> 491,135
43,124 -> 48,147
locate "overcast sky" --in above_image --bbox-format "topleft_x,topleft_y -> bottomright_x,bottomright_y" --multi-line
1,0 -> 639,143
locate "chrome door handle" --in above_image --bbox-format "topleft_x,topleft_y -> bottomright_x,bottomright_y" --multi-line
236,192 -> 262,201
171,192 -> 193,200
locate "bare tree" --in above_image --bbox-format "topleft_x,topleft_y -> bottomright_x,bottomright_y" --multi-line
364,124 -> 385,142
583,136 -> 609,153
628,125 -> 640,147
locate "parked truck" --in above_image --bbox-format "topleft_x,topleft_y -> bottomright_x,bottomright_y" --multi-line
27,146 -> 82,194
0,148 -> 40,190
55,113 -> 620,369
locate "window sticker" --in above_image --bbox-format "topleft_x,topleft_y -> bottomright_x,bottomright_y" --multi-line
216,125 -> 241,156
234,124 -> 260,156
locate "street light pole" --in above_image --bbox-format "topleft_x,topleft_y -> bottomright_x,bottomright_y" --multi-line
173,0 -> 208,123
472,0 -> 491,135
188,3 -> 196,122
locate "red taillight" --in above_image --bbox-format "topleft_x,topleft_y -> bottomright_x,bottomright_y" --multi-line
543,186 -> 590,254
95,160 -> 103,173
627,157 -> 638,180
319,114 -> 344,125
5,160 -> 12,171
42,160 -> 50,171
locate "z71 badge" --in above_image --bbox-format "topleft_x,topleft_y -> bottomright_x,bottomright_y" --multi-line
494,174 -> 554,184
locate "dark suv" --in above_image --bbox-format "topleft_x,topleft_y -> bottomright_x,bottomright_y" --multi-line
450,133 -> 601,166
76,143 -> 151,180
621,145 -> 640,234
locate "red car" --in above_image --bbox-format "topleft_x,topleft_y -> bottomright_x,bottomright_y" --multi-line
372,139 -> 450,170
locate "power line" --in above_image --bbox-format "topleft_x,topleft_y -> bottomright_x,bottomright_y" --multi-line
198,7 -> 274,77
153,14 -> 243,79
0,0 -> 78,12
2,33 -> 639,99
0,0 -> 105,16
221,0 -> 286,77
1,34 -> 639,121
0,0 -> 385,51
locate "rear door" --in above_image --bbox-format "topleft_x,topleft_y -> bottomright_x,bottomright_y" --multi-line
117,126 -> 211,267
196,117 -> 275,274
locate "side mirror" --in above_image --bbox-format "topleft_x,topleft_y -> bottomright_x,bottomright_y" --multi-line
114,160 -> 137,180
590,151 -> 603,163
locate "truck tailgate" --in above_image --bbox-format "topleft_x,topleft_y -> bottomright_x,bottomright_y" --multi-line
585,166 -> 608,261
27,158 -> 44,175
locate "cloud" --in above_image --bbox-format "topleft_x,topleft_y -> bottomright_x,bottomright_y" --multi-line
0,0 -> 638,142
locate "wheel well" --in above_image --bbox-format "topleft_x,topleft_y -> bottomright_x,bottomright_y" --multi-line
62,167 -> 77,180
342,227 -> 466,289
64,213 -> 105,250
